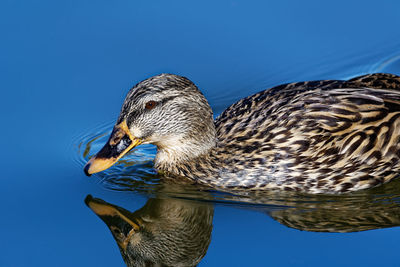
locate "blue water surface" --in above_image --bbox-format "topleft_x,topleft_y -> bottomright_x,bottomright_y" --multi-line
1,0 -> 400,266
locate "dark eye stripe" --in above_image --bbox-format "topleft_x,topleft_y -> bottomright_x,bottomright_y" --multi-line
160,95 -> 178,104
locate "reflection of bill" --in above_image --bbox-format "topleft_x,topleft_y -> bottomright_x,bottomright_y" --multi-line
85,195 -> 213,267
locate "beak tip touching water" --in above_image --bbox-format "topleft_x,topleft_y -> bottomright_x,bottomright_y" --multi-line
84,163 -> 92,176
82,120 -> 142,176
84,194 -> 93,205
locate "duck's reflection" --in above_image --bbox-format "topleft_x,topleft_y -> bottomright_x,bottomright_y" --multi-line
85,181 -> 400,266
85,195 -> 213,267
268,198 -> 400,233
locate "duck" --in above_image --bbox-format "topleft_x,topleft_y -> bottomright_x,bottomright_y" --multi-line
84,73 -> 400,194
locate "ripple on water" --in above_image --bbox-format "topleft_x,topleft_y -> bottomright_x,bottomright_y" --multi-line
373,52 -> 400,74
74,121 -> 160,191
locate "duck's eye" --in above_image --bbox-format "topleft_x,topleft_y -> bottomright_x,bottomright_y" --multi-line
145,100 -> 157,110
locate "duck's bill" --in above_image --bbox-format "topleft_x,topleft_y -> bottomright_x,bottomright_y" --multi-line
85,195 -> 140,250
84,120 -> 142,176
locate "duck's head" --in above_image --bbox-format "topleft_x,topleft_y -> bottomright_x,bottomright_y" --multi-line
84,74 -> 216,176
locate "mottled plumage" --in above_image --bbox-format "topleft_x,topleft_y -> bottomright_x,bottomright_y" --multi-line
86,73 -> 400,194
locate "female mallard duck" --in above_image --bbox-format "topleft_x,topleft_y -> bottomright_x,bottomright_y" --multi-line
84,73 -> 400,194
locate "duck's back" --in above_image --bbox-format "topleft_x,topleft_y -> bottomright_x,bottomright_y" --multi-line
212,73 -> 400,193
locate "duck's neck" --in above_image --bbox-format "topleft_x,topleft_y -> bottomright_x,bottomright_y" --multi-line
153,131 -> 216,174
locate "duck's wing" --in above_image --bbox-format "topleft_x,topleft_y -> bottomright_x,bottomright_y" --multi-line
216,73 -> 400,123
297,73 -> 400,158
214,73 -> 400,192
299,86 -> 400,155
215,73 -> 400,141
278,85 -> 400,192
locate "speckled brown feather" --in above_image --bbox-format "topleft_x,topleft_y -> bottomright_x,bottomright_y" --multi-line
165,73 -> 400,193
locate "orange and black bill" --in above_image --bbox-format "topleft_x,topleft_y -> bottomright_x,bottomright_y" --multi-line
84,120 -> 142,176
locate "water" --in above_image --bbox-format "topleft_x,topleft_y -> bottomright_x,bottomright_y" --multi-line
2,0 -> 400,266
